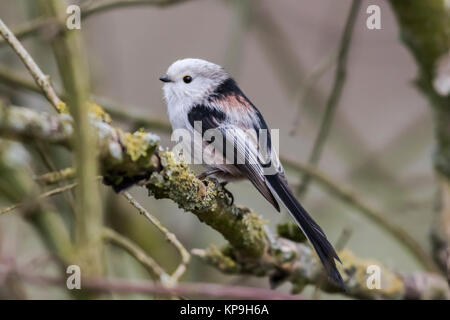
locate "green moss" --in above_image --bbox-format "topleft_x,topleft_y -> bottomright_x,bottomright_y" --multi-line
389,0 -> 450,178
101,127 -> 159,190
56,101 -> 69,114
198,245 -> 241,274
339,249 -> 405,299
277,222 -> 307,242
124,129 -> 150,161
146,150 -> 269,259
390,0 -> 450,81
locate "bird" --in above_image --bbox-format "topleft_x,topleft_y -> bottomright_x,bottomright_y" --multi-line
160,58 -> 344,288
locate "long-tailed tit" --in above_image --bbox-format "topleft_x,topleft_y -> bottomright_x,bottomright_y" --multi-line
160,58 -> 344,288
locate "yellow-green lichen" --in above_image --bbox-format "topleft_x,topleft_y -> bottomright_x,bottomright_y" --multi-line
338,249 -> 405,299
277,222 -> 307,243
124,128 -> 152,162
88,102 -> 112,124
146,150 -> 268,259
56,101 -> 69,114
148,151 -> 217,210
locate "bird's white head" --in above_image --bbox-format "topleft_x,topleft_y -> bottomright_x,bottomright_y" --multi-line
160,58 -> 229,109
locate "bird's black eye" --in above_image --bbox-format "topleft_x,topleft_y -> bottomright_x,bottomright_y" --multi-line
183,75 -> 192,83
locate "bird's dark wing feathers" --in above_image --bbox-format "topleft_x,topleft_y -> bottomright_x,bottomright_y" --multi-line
265,174 -> 344,288
211,78 -> 272,151
188,85 -> 344,289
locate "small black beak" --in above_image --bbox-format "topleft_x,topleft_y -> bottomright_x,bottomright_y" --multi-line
159,74 -> 172,83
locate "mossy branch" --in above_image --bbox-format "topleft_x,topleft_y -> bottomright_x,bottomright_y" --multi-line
389,0 -> 450,176
0,64 -> 436,271
39,0 -> 105,278
0,104 -> 448,299
389,0 -> 450,279
0,104 -> 160,180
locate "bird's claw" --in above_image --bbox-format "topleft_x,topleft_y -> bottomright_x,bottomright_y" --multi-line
196,173 -> 233,206
220,182 -> 234,206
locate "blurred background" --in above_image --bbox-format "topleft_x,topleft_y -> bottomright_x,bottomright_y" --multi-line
0,0 -> 441,299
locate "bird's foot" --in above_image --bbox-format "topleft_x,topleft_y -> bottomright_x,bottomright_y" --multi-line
220,181 -> 234,206
196,170 -> 234,205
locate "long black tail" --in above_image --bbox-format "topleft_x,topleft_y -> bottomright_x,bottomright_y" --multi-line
266,174 -> 344,289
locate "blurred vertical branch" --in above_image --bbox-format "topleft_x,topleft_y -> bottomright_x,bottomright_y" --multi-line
250,2 -> 407,200
389,0 -> 450,277
0,58 -> 436,269
0,16 -> 76,277
39,0 -> 104,277
296,0 -> 361,196
223,0 -> 252,75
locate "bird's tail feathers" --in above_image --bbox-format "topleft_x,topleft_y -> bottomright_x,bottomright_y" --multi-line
266,174 -> 345,289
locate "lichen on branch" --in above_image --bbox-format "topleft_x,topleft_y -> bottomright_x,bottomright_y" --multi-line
0,104 -> 160,184
1,103 -> 448,299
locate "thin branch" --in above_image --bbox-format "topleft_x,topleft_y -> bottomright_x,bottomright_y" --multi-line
250,3 -> 406,196
0,0 -> 194,48
122,191 -> 190,282
290,50 -> 337,135
0,183 -> 77,216
33,142 -> 76,212
0,65 -> 171,133
0,267 -> 303,300
313,226 -> 353,299
0,19 -> 64,113
0,104 -> 435,272
82,0 -> 194,19
102,227 -> 169,281
41,0 -> 105,278
0,104 -> 161,179
0,17 -> 56,48
296,0 -> 362,196
34,168 -> 76,186
222,0 -> 252,75
282,156 -> 439,272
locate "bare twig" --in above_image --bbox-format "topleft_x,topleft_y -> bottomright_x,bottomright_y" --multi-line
34,168 -> 76,186
0,17 -> 56,48
0,266 -> 303,300
0,104 -> 447,298
0,65 -> 171,133
282,156 -> 438,272
102,227 -> 169,281
34,142 -> 76,212
251,3 -> 404,195
388,0 -> 450,279
0,183 -> 77,216
290,50 -> 337,135
41,0 -> 104,278
0,0 -> 194,48
122,191 -> 190,282
0,19 -> 64,113
82,0 -> 194,18
297,0 -> 362,196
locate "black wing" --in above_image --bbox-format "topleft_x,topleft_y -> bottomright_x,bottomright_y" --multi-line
187,104 -> 280,211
